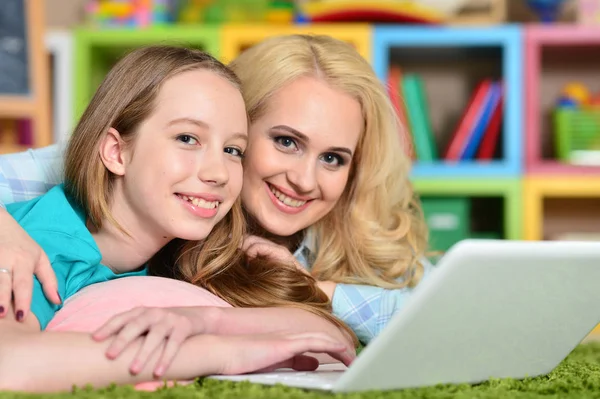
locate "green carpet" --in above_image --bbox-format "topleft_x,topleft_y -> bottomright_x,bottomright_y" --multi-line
4,342 -> 600,399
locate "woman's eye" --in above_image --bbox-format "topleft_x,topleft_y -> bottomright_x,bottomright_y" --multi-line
320,153 -> 344,167
176,134 -> 198,145
225,147 -> 245,158
275,136 -> 297,150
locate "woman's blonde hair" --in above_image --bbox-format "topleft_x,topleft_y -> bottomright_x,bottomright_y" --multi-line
63,45 -> 356,344
230,35 -> 429,289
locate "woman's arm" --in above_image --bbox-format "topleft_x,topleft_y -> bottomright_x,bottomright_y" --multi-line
329,259 -> 437,344
0,306 -> 350,393
0,145 -> 64,317
0,145 -> 64,206
0,208 -> 61,320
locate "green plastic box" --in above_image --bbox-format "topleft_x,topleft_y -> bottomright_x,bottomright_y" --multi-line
421,197 -> 470,252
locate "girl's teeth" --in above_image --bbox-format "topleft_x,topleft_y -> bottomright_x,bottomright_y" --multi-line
270,186 -> 307,208
180,195 -> 218,209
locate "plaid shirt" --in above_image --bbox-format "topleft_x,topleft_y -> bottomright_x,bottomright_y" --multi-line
294,237 -> 434,344
0,144 -> 64,207
0,145 -> 435,344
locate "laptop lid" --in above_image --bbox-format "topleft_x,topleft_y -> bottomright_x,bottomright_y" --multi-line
333,239 -> 600,392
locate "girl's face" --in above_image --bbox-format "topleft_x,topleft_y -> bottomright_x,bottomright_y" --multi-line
241,76 -> 362,237
114,69 -> 247,242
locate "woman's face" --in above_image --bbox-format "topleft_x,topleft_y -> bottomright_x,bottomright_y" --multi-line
241,76 -> 363,237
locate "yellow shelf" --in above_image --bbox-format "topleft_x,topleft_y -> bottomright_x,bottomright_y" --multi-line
220,23 -> 372,64
523,176 -> 600,241
0,144 -> 27,154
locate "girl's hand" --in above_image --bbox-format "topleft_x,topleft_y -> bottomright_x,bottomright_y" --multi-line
242,235 -> 309,275
0,208 -> 61,321
92,306 -> 220,378
216,331 -> 355,375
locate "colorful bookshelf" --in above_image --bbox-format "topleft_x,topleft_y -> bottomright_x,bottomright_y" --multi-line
220,23 -> 371,64
373,25 -> 523,178
525,25 -> 600,175
73,26 -> 220,121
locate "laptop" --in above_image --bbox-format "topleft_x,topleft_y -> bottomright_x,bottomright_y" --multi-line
211,239 -> 600,393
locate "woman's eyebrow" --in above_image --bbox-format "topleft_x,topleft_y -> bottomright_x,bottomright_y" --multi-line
271,125 -> 353,156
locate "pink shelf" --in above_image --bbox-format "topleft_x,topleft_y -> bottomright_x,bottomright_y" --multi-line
528,161 -> 600,175
525,25 -> 600,174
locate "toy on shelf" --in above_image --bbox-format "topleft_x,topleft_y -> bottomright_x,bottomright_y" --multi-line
176,0 -> 293,24
297,0 -> 467,24
446,0 -> 507,26
525,0 -> 568,23
554,82 -> 600,165
577,0 -> 600,25
85,0 -> 175,27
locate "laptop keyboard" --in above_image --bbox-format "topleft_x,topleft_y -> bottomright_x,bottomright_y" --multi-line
210,363 -> 347,390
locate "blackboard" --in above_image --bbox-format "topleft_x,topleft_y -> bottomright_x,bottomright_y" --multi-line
0,0 -> 29,95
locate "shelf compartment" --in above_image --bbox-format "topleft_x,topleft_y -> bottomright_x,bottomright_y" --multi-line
374,25 -> 523,178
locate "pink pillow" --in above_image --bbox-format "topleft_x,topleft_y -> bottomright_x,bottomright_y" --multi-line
47,276 -> 231,332
46,276 -> 232,391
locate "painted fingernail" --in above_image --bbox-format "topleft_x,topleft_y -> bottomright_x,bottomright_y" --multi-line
154,365 -> 165,377
0,306 -> 4,315
16,310 -> 24,322
130,360 -> 141,374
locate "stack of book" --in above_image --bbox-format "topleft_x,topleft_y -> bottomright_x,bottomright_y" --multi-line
388,66 -> 504,163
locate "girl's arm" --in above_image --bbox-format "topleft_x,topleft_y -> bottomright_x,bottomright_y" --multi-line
92,305 -> 356,375
0,307 -> 350,393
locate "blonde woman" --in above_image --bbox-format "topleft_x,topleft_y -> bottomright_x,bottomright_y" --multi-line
0,45 -> 354,393
0,35 -> 432,346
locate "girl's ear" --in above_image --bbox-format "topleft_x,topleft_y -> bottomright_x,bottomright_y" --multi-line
99,127 -> 127,176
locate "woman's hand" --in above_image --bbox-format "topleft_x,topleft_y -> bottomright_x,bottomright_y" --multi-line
0,208 -> 61,321
243,235 -> 338,300
216,331 -> 355,375
92,306 -> 221,378
242,235 -> 309,274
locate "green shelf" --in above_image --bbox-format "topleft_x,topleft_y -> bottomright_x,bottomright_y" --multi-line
413,178 -> 522,241
73,27 -> 221,121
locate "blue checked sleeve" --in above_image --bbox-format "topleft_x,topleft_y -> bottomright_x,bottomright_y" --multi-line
0,145 -> 64,208
331,259 -> 436,345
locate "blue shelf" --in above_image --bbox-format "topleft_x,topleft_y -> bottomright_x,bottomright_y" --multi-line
373,25 -> 523,179
411,160 -> 519,179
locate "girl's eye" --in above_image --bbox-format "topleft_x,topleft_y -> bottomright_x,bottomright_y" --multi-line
275,136 -> 298,150
177,134 -> 199,145
224,147 -> 245,158
320,153 -> 345,167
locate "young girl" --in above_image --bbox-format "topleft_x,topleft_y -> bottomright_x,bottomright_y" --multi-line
0,45 -> 353,393
1,34 -> 429,347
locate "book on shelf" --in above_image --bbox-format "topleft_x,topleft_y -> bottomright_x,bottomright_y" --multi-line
476,83 -> 503,161
444,79 -> 503,162
387,66 -> 415,159
401,73 -> 437,162
0,119 -> 32,147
